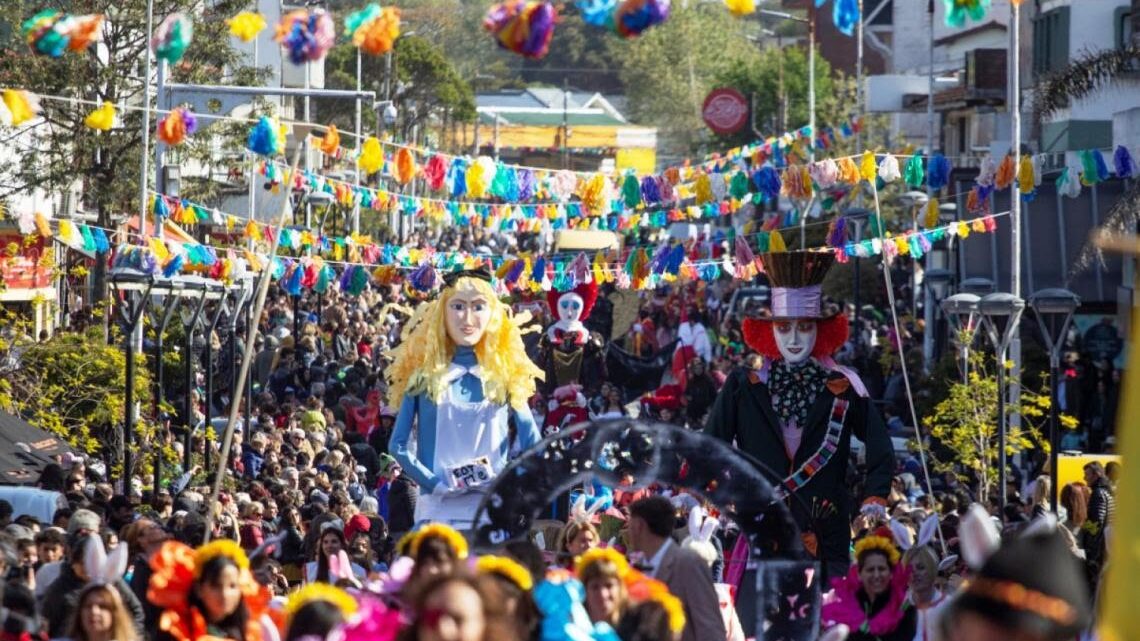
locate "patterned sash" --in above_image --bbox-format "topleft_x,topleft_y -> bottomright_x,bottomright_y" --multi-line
773,397 -> 850,500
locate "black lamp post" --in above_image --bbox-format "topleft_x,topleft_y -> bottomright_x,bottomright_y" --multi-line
200,280 -> 226,470
145,277 -> 182,499
979,292 -> 1026,516
925,268 -> 953,364
176,276 -> 209,473
1028,288 -> 1080,513
941,293 -> 982,383
109,267 -> 155,493
242,273 -> 258,442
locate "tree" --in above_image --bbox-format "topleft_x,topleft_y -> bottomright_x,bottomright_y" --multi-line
919,346 -> 1075,505
609,4 -> 763,159
0,0 -> 259,303
0,306 -> 157,479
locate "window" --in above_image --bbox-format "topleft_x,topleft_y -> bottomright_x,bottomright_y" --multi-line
1033,7 -> 1071,76
1117,8 -> 1134,50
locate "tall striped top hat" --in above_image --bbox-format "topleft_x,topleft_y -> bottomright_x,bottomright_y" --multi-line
758,251 -> 837,320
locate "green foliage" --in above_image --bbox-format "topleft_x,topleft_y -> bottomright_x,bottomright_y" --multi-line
918,344 -> 1075,505
0,309 -> 153,476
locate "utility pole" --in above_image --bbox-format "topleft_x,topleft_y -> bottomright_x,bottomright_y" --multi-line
562,76 -> 570,170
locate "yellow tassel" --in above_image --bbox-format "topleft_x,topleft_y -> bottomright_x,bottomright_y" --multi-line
924,198 -> 940,228
694,173 -> 713,205
149,237 -> 169,261
769,230 -> 786,253
34,212 -> 52,238
837,156 -> 860,184
957,222 -> 970,238
83,101 -> 116,131
3,90 -> 38,126
1018,156 -> 1035,194
859,151 -> 877,182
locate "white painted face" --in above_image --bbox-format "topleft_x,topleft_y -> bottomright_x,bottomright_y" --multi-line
773,319 -> 818,365
557,293 -> 585,323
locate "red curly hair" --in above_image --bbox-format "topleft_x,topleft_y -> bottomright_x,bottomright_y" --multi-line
742,315 -> 850,361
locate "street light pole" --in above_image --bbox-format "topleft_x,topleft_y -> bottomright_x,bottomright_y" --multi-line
1028,288 -> 1080,513
109,268 -> 155,493
979,292 -> 1026,515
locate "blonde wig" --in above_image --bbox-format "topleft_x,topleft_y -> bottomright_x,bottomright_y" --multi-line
387,277 -> 543,411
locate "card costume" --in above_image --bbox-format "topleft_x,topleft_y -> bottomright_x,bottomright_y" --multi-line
704,251 -> 894,580
539,280 -> 606,396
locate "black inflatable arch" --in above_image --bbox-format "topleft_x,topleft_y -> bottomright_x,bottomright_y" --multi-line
471,419 -> 822,641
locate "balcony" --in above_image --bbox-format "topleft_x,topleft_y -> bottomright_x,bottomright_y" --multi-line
902,49 -> 1008,112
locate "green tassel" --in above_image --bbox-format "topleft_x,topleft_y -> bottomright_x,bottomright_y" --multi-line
903,155 -> 925,188
622,173 -> 641,208
729,171 -> 750,200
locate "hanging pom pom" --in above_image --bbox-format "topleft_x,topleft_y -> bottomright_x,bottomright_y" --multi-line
447,159 -> 468,197
859,150 -> 877,182
832,0 -> 860,36
275,9 -> 336,64
359,137 -> 383,174
693,173 -> 713,205
724,0 -> 755,16
2,90 -> 40,126
768,229 -> 786,253
728,171 -> 750,200
34,212 -> 52,238
346,4 -> 401,56
640,175 -> 661,205
612,0 -> 671,38
227,11 -> 266,43
1018,155 -> 1036,196
518,169 -> 537,201
424,155 -> 447,191
1115,145 -> 1135,178
733,235 -> 758,280
319,125 -> 340,155
157,107 -> 197,146
976,154 -> 996,187
903,154 -> 924,188
924,198 -> 940,228
752,166 -> 781,201
484,0 -> 557,59
826,216 -> 847,249
83,101 -> 115,131
162,254 -> 184,278
621,173 -> 641,208
395,148 -> 416,184
578,0 -> 619,30
1092,149 -> 1111,182
552,170 -> 578,201
152,13 -> 194,64
994,154 -> 1015,189
926,153 -> 950,191
834,156 -> 859,185
93,227 -> 109,253
809,158 -> 840,189
944,0 -> 991,29
878,154 -> 901,183
247,116 -> 282,156
466,159 -> 490,198
580,173 -> 610,214
23,11 -> 105,57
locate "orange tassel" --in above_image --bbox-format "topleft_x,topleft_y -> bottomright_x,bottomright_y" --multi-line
995,154 -> 1015,190
319,125 -> 340,156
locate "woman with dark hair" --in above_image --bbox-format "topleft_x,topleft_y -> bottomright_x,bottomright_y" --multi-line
305,527 -> 365,585
187,553 -> 252,641
615,600 -> 678,641
406,525 -> 467,586
820,534 -> 916,641
280,585 -> 357,641
37,463 -> 67,493
475,555 -> 540,641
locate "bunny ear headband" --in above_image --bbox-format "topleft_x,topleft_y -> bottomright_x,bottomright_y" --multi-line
686,506 -> 718,544
82,534 -> 129,586
888,512 -> 941,552
568,494 -> 604,528
329,550 -> 362,588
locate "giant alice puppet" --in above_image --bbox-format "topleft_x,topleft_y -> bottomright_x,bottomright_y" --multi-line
388,267 -> 545,527
705,251 -> 894,581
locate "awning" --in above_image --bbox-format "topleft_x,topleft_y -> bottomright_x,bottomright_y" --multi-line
0,410 -> 77,485
124,216 -> 200,245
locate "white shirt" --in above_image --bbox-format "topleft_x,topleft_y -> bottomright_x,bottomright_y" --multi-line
646,538 -> 674,579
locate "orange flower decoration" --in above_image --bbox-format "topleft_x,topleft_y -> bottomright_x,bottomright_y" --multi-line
319,125 -> 340,156
148,541 -> 197,609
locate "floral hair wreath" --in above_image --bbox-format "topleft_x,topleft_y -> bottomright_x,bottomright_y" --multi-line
409,524 -> 470,560
193,539 -> 250,578
573,547 -> 630,579
284,583 -> 359,624
476,555 -> 535,591
854,535 -> 901,567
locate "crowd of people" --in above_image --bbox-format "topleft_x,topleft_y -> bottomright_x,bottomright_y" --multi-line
0,225 -> 1118,641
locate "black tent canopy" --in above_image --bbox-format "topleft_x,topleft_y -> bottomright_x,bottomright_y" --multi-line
0,410 -> 77,485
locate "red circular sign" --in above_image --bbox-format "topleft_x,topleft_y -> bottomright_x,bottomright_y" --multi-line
702,88 -> 749,135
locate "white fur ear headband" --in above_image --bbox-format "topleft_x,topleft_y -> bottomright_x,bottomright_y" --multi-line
82,534 -> 128,586
687,506 -> 718,544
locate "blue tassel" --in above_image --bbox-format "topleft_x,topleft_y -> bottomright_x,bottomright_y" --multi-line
752,166 -> 781,201
927,154 -> 952,191
284,263 -> 303,295
640,175 -> 661,205
832,0 -> 860,36
162,254 -> 183,278
93,227 -> 109,253
827,216 -> 847,248
1115,145 -> 1134,178
448,159 -> 467,198
408,264 -> 437,292
246,116 -> 280,156
1093,149 -> 1111,182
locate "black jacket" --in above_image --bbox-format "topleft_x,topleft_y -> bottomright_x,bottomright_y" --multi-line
705,367 -> 894,570
386,475 -> 418,535
43,563 -> 145,638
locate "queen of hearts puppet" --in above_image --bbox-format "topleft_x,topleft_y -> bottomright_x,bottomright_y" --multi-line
705,251 -> 894,581
538,279 -> 605,432
387,267 -> 544,527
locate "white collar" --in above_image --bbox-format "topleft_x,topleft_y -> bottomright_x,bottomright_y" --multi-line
647,538 -> 673,578
443,363 -> 483,384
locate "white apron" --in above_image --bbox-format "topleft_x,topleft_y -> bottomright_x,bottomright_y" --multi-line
414,372 -> 506,528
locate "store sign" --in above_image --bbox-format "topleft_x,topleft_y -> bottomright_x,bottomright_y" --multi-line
702,88 -> 749,135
